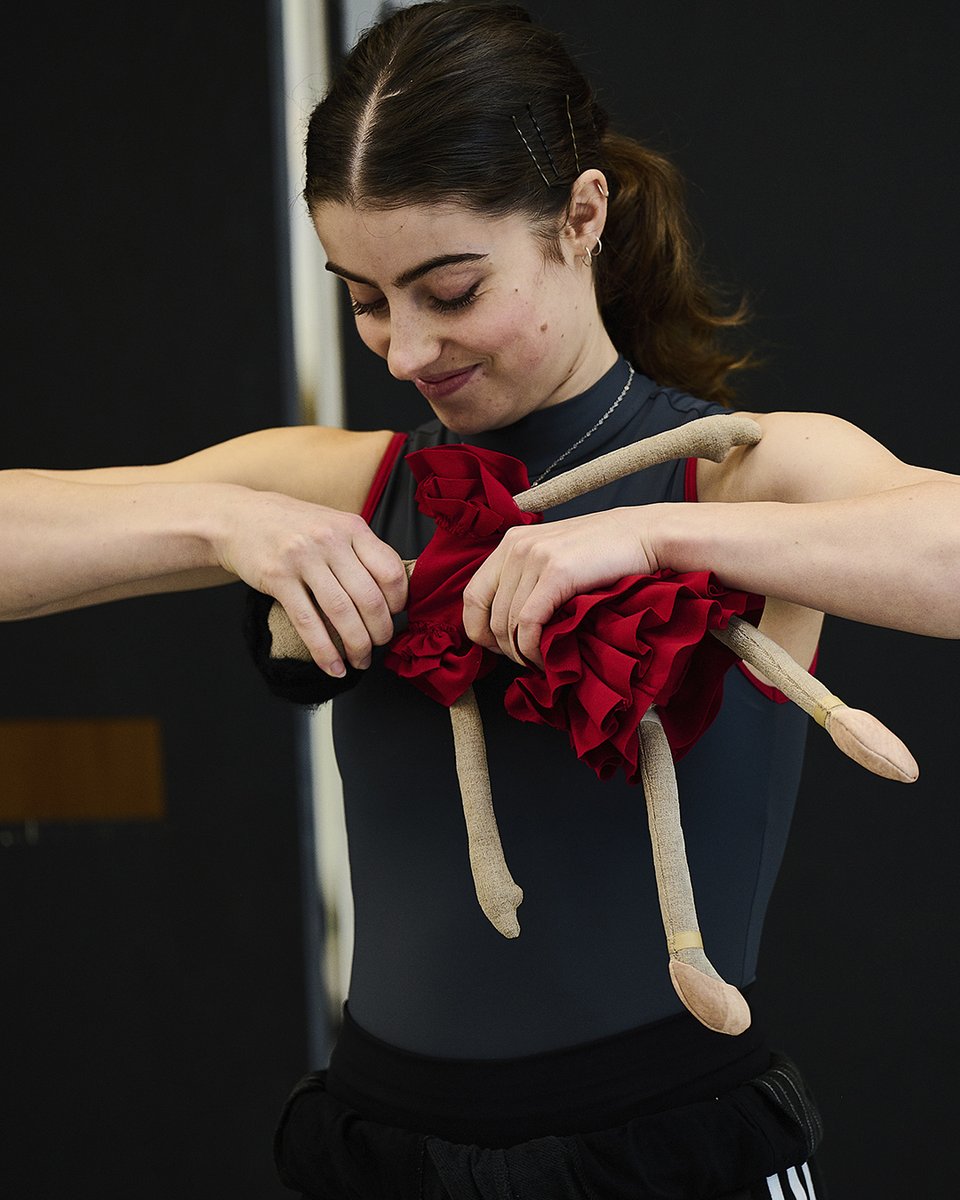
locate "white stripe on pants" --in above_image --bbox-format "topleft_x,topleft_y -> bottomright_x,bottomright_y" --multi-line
763,1160 -> 817,1199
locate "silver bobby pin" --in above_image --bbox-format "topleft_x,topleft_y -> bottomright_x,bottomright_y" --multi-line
512,116 -> 554,187
565,94 -> 582,175
512,95 -> 583,188
527,103 -> 561,179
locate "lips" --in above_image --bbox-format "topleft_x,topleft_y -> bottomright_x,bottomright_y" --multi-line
415,364 -> 479,401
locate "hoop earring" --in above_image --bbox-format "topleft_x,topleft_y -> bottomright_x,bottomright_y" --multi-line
596,181 -> 609,198
583,236 -> 602,267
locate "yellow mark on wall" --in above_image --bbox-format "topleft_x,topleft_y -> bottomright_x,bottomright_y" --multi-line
0,718 -> 165,822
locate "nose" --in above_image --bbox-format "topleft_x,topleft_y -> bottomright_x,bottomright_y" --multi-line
385,308 -> 443,381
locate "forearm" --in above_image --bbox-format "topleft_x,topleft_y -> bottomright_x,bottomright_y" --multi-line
654,480 -> 960,637
0,470 -> 236,619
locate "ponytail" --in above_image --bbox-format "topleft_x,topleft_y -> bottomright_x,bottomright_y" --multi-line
597,132 -> 752,405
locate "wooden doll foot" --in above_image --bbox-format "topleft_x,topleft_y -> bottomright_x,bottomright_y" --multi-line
669,960 -> 752,1036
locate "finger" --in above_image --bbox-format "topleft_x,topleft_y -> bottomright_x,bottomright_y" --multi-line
273,582 -> 348,677
305,564 -> 377,669
512,559 -> 575,668
462,556 -> 501,651
509,625 -> 541,670
493,562 -> 539,664
353,531 -> 409,617
513,595 -> 551,669
327,556 -> 397,652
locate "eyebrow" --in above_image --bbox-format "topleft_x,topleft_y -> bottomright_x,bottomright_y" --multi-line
324,252 -> 488,290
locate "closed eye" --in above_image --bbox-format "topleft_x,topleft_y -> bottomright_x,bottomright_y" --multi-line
430,283 -> 480,313
350,283 -> 480,319
350,295 -> 388,317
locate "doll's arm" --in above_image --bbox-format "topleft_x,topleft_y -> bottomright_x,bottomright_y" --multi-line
712,616 -> 918,782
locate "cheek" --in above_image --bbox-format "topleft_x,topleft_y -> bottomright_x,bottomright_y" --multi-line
474,295 -> 556,369
357,321 -> 389,360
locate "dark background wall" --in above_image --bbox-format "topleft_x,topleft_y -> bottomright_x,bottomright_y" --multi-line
342,2 -> 960,1196
2,3 -> 312,1197
2,1 -> 958,1198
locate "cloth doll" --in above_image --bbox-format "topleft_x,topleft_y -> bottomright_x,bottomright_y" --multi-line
246,415 -> 917,1035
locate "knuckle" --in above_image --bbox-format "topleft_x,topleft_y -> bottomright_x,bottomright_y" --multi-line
343,511 -> 367,534
257,561 -> 286,592
529,540 -> 557,570
353,580 -> 386,611
382,560 -> 408,589
490,611 -> 508,640
323,593 -> 354,619
311,524 -> 341,553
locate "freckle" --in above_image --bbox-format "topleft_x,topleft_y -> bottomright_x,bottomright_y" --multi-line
539,323 -> 548,333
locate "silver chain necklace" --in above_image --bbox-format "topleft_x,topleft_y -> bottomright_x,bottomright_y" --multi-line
529,364 -> 635,487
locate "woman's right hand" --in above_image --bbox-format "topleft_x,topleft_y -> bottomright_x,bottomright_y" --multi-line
216,488 -> 409,677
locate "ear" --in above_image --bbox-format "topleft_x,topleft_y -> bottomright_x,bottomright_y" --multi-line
560,169 -> 609,263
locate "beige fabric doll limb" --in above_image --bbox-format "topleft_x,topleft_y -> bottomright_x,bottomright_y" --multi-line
449,688 -> 523,938
712,616 -> 918,782
636,627 -> 916,1036
638,708 -> 751,1036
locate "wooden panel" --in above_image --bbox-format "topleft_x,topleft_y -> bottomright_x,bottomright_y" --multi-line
0,718 -> 165,822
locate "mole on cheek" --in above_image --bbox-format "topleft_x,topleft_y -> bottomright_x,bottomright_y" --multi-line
539,323 -> 548,333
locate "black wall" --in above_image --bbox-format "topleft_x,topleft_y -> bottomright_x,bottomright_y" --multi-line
4,2 -> 959,1197
341,2 -> 960,1195
3,4 -> 312,1197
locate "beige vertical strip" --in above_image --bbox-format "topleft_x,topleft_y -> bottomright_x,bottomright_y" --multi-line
282,0 -> 345,428
281,0 -> 352,1017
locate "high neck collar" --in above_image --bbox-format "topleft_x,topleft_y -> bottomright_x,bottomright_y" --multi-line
459,358 -> 654,484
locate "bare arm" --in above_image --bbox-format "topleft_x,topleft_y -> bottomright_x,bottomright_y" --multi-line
463,411 -> 960,663
680,411 -> 960,635
0,425 -> 408,674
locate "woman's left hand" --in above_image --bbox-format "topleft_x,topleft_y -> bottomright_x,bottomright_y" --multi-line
462,507 -> 661,666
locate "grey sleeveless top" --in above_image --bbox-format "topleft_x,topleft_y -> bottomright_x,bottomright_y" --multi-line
333,359 -> 808,1058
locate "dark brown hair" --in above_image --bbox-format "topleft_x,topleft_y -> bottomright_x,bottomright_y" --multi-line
304,1 -> 750,403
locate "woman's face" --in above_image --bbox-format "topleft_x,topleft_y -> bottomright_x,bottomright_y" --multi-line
312,200 -> 616,434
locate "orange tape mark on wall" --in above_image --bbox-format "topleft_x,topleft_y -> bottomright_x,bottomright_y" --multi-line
0,718 -> 165,822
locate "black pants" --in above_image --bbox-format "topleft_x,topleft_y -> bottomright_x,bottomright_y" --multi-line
273,1054 -> 824,1199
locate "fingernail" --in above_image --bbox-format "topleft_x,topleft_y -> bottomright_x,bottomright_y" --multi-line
358,656 -> 371,671
328,660 -> 346,677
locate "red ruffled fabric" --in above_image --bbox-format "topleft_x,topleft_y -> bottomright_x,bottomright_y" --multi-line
504,571 -> 763,778
385,443 -> 763,775
384,445 -> 541,705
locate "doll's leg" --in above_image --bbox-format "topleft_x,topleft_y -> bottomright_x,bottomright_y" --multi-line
449,687 -> 523,938
638,708 -> 751,1036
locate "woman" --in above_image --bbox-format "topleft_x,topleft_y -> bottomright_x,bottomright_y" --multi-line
2,3 -> 958,1197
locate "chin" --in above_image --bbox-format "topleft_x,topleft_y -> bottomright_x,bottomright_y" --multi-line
438,409 -> 517,436
432,390 -> 533,436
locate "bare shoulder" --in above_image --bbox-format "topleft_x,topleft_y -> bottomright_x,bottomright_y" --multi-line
698,409 -> 952,504
39,426 -> 400,514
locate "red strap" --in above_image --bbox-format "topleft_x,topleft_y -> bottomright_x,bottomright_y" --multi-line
360,432 -> 407,524
683,455 -> 699,502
